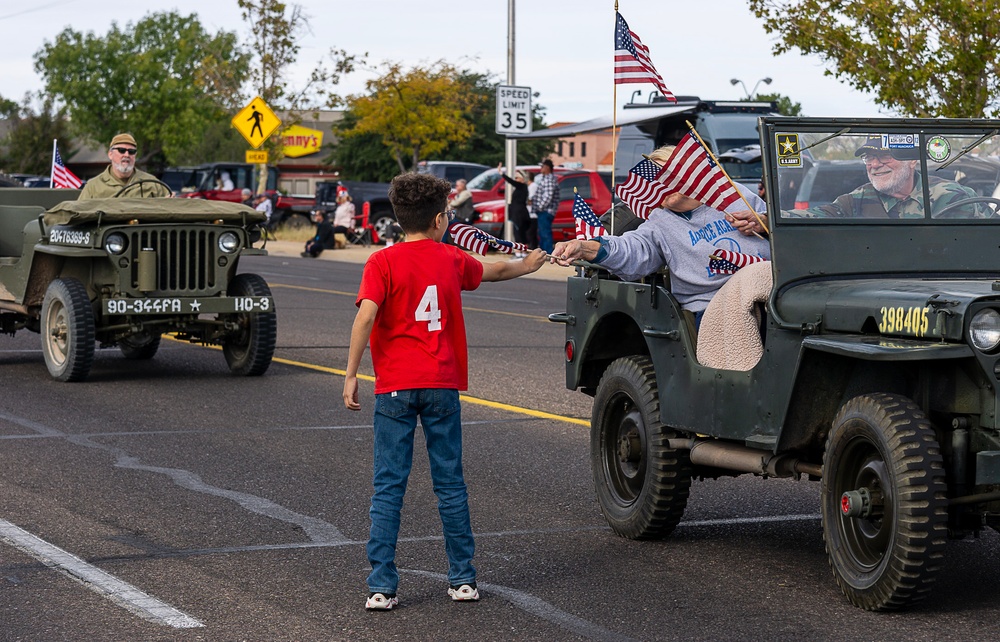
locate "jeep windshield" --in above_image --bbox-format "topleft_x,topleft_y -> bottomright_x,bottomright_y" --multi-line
766,121 -> 1000,221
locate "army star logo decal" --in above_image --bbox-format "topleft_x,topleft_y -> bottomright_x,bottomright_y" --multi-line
190,300 -> 202,312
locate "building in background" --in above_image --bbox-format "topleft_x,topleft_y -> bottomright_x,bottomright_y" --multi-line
546,123 -> 616,173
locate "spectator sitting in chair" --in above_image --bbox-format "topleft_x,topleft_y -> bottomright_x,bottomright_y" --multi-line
302,210 -> 339,258
332,193 -> 357,240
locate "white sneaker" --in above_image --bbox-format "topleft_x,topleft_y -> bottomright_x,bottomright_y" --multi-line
365,593 -> 398,610
448,584 -> 480,601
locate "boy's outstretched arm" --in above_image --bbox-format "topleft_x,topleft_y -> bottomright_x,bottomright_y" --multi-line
343,299 -> 378,411
481,248 -> 547,282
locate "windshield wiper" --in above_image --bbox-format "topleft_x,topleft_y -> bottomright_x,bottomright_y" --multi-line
937,129 -> 998,171
798,128 -> 851,153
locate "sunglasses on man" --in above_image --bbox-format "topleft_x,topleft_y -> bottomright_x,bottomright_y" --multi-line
111,147 -> 137,155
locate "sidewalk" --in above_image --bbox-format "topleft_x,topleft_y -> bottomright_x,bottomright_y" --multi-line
260,240 -> 573,282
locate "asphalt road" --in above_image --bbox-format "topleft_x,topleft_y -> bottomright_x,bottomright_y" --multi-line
3,253 -> 1000,641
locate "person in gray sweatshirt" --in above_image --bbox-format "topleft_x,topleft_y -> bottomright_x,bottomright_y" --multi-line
550,184 -> 769,329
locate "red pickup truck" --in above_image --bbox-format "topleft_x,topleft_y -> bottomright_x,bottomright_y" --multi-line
470,168 -> 613,242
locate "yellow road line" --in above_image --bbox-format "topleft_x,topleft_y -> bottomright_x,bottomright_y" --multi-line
163,336 -> 588,426
270,283 -> 550,322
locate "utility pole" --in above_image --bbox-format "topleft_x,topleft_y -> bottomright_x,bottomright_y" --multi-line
504,0 -> 516,242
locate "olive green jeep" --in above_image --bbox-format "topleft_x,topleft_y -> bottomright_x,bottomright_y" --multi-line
553,117 -> 1000,610
0,188 -> 275,381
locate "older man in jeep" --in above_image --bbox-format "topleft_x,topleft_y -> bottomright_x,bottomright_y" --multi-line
79,132 -> 171,200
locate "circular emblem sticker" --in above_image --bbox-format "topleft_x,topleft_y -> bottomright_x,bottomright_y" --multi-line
926,136 -> 951,162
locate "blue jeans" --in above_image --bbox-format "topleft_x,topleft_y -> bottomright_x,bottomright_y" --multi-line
367,388 -> 476,594
536,210 -> 554,253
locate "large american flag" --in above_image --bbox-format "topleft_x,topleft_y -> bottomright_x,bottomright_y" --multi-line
615,158 -> 671,219
656,133 -> 740,212
708,249 -> 767,275
51,142 -> 82,189
614,12 -> 675,102
573,193 -> 607,240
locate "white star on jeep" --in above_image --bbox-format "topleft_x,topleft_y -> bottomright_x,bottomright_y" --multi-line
190,300 -> 201,312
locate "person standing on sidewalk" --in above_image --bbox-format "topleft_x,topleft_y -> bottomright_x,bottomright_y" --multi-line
343,172 -> 546,611
532,159 -> 560,253
497,163 -> 531,257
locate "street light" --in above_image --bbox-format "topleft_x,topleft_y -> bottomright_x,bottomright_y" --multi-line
730,77 -> 772,99
630,89 -> 642,104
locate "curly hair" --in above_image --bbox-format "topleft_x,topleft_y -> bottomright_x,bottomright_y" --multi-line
388,172 -> 451,233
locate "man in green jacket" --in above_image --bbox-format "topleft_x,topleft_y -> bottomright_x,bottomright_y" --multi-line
78,133 -> 171,200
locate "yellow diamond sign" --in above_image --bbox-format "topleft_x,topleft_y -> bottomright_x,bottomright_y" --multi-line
232,97 -> 281,149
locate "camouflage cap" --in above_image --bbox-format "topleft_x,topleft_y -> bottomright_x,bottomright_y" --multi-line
854,134 -> 920,160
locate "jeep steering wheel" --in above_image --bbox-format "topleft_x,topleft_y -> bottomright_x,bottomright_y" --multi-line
933,196 -> 1000,219
114,178 -> 173,198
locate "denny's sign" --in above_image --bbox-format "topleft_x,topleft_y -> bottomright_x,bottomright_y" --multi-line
281,125 -> 324,158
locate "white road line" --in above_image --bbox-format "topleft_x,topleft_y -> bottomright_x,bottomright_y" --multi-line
0,519 -> 203,629
678,513 -> 821,528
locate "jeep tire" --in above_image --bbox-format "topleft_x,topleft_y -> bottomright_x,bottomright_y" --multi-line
591,355 -> 691,539
119,332 -> 161,360
222,273 -> 276,376
822,393 -> 948,611
41,278 -> 96,382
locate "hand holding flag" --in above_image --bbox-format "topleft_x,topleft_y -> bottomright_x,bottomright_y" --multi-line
655,133 -> 740,212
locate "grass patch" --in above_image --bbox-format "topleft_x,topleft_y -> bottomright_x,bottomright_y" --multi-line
273,223 -> 315,243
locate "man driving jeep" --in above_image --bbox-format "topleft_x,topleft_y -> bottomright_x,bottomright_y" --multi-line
729,134 -> 985,234
78,133 -> 171,200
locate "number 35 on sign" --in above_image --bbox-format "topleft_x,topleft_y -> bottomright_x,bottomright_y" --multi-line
495,85 -> 532,135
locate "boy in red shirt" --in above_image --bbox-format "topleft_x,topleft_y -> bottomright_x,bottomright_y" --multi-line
343,173 -> 546,610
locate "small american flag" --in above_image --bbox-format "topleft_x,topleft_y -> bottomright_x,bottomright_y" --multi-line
615,158 -> 671,219
614,12 -> 675,102
573,193 -> 606,239
51,142 -> 82,189
448,222 -> 489,255
708,249 -> 766,275
656,133 -> 740,212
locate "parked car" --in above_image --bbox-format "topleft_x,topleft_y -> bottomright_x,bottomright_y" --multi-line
416,160 -> 490,184
473,169 -> 613,242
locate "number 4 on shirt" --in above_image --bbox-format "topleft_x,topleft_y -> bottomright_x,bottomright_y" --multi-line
415,285 -> 442,331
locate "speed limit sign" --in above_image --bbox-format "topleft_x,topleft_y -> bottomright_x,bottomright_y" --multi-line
495,85 -> 532,135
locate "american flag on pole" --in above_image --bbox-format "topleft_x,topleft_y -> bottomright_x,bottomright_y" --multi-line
51,141 -> 82,189
573,193 -> 607,239
614,12 -> 675,102
615,158 -> 671,220
656,133 -> 740,212
708,249 -> 767,275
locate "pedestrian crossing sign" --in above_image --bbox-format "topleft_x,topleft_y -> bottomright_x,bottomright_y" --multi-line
232,97 -> 281,149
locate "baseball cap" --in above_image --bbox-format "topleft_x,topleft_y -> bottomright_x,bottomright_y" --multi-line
854,134 -> 919,160
110,133 -> 137,148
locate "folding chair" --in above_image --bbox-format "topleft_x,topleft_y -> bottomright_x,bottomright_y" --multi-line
347,211 -> 372,247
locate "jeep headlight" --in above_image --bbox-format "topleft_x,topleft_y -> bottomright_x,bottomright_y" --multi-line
970,309 -> 1000,352
218,232 -> 240,254
104,232 -> 128,255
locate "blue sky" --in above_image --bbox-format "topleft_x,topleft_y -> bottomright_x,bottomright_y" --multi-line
1,0 -> 885,124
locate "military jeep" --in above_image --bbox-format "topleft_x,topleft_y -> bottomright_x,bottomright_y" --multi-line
0,188 -> 276,381
554,117 -> 1000,610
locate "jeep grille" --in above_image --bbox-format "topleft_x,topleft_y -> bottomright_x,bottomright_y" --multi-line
128,228 -> 218,293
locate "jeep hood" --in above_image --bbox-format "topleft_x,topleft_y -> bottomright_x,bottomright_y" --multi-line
43,198 -> 265,226
776,278 -> 1000,341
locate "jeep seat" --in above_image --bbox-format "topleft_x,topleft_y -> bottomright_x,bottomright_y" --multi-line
0,205 -> 45,257
696,261 -> 772,371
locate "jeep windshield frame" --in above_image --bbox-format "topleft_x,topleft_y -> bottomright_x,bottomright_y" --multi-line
760,117 -> 1000,298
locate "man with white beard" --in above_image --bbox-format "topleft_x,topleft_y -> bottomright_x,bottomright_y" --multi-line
79,133 -> 171,199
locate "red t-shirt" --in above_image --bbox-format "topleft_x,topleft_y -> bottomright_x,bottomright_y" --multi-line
357,239 -> 484,394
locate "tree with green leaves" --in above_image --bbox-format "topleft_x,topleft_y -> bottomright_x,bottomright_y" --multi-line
342,61 -> 484,174
330,68 -> 553,180
748,0 -> 1000,118
0,95 -> 76,176
34,11 -> 249,172
744,92 -> 803,117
